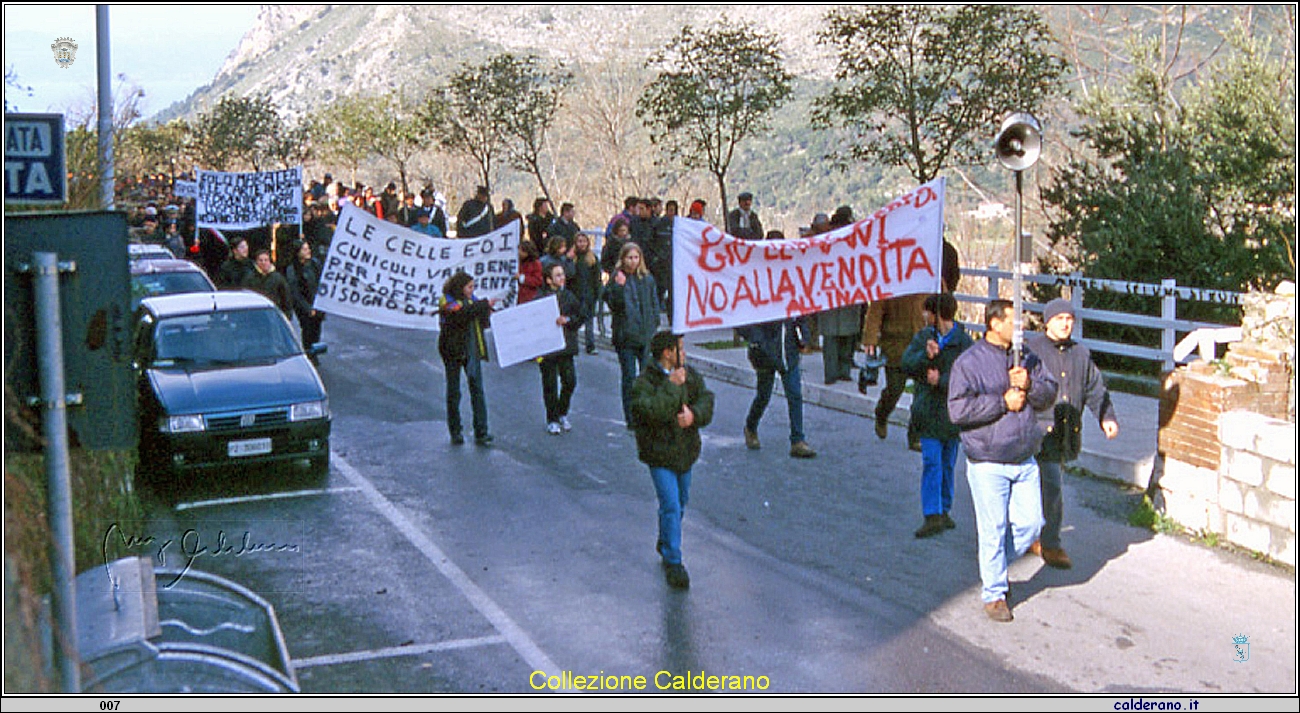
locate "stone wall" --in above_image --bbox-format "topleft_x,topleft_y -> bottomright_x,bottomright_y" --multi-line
1154,282 -> 1295,566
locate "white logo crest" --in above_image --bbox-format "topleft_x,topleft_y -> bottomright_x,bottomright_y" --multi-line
51,37 -> 78,69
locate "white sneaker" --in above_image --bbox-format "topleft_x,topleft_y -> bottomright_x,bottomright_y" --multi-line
546,421 -> 562,435
558,416 -> 572,432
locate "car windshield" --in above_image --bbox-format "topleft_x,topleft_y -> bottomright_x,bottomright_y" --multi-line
131,273 -> 215,307
152,308 -> 302,366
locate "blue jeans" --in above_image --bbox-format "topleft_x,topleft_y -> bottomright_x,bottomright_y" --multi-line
1038,456 -> 1065,550
650,466 -> 692,565
920,438 -> 960,516
617,345 -> 650,424
965,459 -> 1043,603
445,349 -> 489,439
745,363 -> 805,444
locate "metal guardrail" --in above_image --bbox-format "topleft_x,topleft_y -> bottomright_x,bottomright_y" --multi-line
958,266 -> 1243,371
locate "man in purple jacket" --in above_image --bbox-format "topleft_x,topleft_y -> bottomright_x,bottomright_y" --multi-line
948,299 -> 1057,622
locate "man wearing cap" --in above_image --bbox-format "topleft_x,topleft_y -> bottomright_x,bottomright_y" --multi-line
726,192 -> 764,241
1026,298 -> 1120,570
457,186 -> 495,238
687,200 -> 707,221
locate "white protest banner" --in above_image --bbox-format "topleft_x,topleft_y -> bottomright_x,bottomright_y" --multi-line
195,167 -> 303,229
672,177 -> 946,333
488,295 -> 565,368
314,203 -> 520,331
173,180 -> 197,200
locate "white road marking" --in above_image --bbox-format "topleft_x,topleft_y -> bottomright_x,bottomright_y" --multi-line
332,451 -> 564,681
291,635 -> 507,670
174,487 -> 362,511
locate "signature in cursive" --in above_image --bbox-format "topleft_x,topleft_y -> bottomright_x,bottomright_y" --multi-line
102,522 -> 301,589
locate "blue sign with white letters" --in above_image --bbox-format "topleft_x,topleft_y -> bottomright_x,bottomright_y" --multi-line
5,113 -> 67,204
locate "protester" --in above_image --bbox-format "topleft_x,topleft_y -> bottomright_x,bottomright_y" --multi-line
216,236 -> 254,289
1027,298 -> 1120,570
726,191 -> 764,240
948,299 -> 1057,622
631,330 -> 715,589
600,221 -> 633,278
456,186 -> 495,238
537,263 -> 585,435
286,240 -> 325,353
243,249 -> 292,317
438,271 -> 494,447
603,242 -> 660,426
517,241 -> 545,304
738,312 -> 817,459
526,198 -> 554,255
571,233 -> 602,355
814,210 -> 861,384
901,293 -> 974,538
540,236 -> 575,283
862,292 -> 929,449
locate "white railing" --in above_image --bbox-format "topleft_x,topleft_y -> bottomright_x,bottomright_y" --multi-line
958,266 -> 1243,371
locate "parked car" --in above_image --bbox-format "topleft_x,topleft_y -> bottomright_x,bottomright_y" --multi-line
130,258 -> 216,309
128,243 -> 175,262
133,291 -> 330,484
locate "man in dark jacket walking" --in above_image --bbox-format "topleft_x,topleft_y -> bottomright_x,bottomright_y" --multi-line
738,317 -> 817,459
631,331 -> 715,589
948,299 -> 1057,622
1026,298 -> 1120,570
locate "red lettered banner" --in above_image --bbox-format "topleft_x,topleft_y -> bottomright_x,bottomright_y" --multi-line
672,178 -> 945,333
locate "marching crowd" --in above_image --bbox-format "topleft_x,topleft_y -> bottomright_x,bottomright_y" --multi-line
131,174 -> 1122,620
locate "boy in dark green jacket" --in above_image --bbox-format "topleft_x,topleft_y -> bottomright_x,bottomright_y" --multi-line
630,331 -> 715,589
901,293 -> 974,538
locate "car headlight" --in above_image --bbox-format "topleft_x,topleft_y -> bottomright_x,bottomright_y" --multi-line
290,399 -> 328,422
162,414 -> 205,433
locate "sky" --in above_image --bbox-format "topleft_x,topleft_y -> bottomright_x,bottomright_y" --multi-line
3,4 -> 261,119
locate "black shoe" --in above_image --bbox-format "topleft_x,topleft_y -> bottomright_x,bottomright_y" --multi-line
914,514 -> 946,539
941,513 -> 956,530
665,563 -> 690,589
450,433 -> 465,446
586,347 -> 597,355
475,434 -> 494,446
874,419 -> 888,440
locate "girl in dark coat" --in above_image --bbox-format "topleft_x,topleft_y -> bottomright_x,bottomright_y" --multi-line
602,242 -> 660,425
285,240 -> 325,352
438,271 -> 494,446
572,233 -> 602,354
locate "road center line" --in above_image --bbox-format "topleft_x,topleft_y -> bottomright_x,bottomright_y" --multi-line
332,451 -> 564,679
174,487 -> 362,511
291,635 -> 507,670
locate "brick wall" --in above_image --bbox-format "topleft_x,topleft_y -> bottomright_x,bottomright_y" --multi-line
1154,283 -> 1295,566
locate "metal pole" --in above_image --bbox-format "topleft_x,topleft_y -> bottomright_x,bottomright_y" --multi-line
35,252 -> 80,692
1012,170 -> 1024,366
96,5 -> 114,210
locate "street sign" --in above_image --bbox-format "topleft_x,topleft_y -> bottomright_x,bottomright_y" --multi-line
5,113 -> 67,205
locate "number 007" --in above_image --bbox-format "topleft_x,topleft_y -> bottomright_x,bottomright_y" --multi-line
100,702 -> 120,711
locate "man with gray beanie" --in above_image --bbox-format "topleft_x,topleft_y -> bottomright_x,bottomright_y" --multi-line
1026,298 -> 1120,570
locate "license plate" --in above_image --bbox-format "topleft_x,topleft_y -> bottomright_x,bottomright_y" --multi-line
228,438 -> 272,457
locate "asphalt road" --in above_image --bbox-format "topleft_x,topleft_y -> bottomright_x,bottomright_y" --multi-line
133,314 -> 1090,694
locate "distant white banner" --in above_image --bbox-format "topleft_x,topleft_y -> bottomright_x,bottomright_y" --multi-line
195,167 -> 303,229
672,178 -> 946,332
489,295 -> 565,368
314,203 -> 521,331
173,180 -> 197,199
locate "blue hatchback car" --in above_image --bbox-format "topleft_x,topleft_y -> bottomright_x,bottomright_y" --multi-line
133,291 -> 330,482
